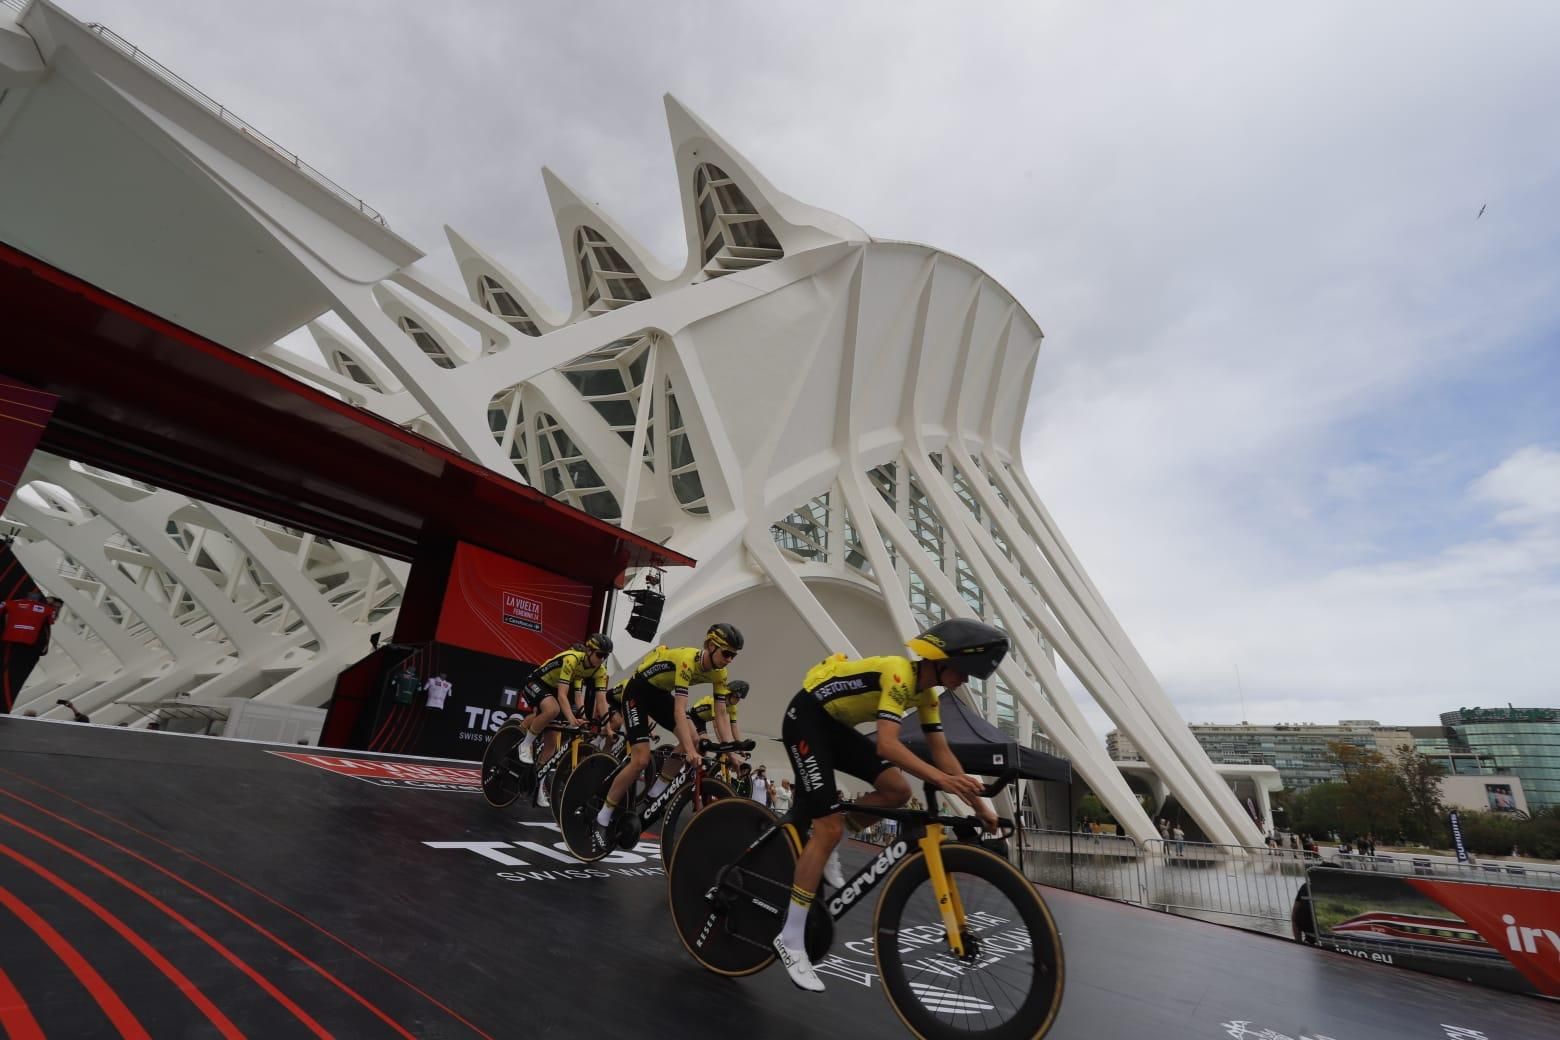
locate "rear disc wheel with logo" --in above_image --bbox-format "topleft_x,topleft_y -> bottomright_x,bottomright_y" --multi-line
666,798 -> 792,977
559,753 -> 622,862
481,720 -> 532,809
872,843 -> 1064,1040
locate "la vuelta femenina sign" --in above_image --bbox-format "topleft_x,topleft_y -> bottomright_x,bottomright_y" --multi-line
502,591 -> 543,632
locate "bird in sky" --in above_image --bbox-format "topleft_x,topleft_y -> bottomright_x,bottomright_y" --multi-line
1477,203 -> 1487,219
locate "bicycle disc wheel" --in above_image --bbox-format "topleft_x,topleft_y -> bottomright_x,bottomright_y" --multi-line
874,844 -> 1064,1040
558,753 -> 623,862
480,721 -> 529,808
659,776 -> 735,861
666,798 -> 793,977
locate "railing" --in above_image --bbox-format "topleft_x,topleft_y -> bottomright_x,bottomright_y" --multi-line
1018,828 -> 1560,939
81,22 -> 387,227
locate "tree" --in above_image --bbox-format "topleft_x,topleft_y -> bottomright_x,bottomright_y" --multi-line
1326,741 -> 1408,840
1392,745 -> 1447,842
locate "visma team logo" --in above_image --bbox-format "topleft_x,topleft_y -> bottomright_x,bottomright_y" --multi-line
502,592 -> 543,632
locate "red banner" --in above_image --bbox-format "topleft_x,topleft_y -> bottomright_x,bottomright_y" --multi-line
1407,878 -> 1560,997
0,376 -> 57,510
433,543 -> 592,663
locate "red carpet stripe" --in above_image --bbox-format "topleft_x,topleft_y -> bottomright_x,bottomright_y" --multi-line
0,810 -> 332,1039
0,964 -> 46,1040
0,788 -> 420,1040
0,883 -> 149,1040
0,840 -> 246,1039
0,772 -> 495,1040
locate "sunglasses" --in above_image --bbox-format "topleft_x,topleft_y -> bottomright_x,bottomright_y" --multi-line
713,648 -> 738,663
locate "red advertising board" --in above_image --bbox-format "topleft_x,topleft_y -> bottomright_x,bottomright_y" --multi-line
1406,878 -> 1560,997
434,542 -> 593,662
0,376 -> 58,509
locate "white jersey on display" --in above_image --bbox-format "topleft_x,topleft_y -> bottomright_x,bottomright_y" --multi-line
423,677 -> 453,709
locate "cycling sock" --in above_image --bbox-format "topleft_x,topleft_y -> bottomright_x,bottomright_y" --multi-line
646,776 -> 669,799
781,885 -> 814,950
595,797 -> 618,828
519,730 -> 536,751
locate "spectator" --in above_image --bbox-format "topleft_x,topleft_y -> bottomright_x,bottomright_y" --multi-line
1,588 -> 60,713
1172,823 -> 1186,855
773,779 -> 793,816
1157,818 -> 1170,840
751,765 -> 769,807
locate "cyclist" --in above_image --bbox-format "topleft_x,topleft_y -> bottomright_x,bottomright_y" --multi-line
688,678 -> 749,764
516,633 -> 613,769
589,623 -> 744,854
771,617 -> 1007,993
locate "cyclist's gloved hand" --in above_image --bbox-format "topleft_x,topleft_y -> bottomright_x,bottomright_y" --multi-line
941,773 -> 985,800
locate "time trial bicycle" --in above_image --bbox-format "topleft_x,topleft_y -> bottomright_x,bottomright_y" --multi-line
665,770 -> 1064,1040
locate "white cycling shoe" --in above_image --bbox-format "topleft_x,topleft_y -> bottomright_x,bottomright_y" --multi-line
517,738 -> 535,765
823,850 -> 846,891
772,935 -> 826,993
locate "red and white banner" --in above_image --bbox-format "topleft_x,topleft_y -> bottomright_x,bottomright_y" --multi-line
1407,878 -> 1560,997
270,751 -> 480,792
434,543 -> 592,663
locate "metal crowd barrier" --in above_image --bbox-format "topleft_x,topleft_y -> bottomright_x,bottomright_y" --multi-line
1017,828 -> 1560,939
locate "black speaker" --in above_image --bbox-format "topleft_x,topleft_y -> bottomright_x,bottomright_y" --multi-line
625,588 -> 665,642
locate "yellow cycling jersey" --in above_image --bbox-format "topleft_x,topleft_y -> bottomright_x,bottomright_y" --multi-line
689,691 -> 739,726
531,648 -> 608,695
801,653 -> 942,731
629,645 -> 733,699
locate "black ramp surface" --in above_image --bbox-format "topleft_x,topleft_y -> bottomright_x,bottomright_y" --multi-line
0,718 -> 1555,1039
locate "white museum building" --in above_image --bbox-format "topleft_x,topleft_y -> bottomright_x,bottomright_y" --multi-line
0,0 -> 1270,846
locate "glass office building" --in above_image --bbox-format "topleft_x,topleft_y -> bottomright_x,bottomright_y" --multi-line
1108,721 -> 1413,791
1433,707 -> 1560,812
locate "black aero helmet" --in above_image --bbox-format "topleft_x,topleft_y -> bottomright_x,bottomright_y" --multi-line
584,633 -> 614,655
906,618 -> 1009,680
705,622 -> 744,653
726,679 -> 750,700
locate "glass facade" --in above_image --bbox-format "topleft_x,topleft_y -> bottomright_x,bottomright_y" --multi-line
1109,721 -> 1414,791
1437,707 -> 1560,812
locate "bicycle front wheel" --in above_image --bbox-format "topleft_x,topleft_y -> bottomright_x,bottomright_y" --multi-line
659,776 -> 735,858
874,844 -> 1064,1040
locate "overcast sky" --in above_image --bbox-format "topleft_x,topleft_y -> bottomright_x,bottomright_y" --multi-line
59,1 -> 1560,737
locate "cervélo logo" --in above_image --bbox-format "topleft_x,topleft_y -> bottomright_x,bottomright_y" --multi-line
502,591 -> 543,632
827,839 -> 909,915
270,752 -> 481,793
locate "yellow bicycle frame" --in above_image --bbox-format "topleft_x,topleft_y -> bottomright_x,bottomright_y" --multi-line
917,824 -> 969,958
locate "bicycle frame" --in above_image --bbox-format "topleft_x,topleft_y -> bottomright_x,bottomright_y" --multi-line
745,772 -> 1018,955
533,725 -> 595,791
640,739 -> 746,826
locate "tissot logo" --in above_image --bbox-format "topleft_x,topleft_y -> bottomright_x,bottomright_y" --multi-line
502,592 -> 543,632
827,840 -> 908,915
